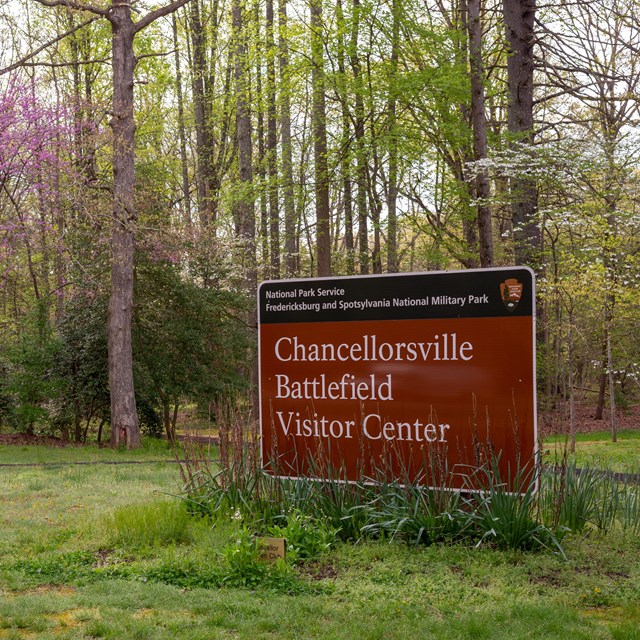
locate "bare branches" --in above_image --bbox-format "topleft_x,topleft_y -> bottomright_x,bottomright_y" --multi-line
1,14 -> 100,75
18,57 -> 110,69
6,0 -> 191,80
133,0 -> 192,33
31,0 -> 109,17
29,0 -> 194,34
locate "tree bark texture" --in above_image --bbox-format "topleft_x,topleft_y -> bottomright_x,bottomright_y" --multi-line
467,0 -> 493,268
335,0 -> 354,274
233,0 -> 255,250
233,0 -> 258,416
386,0 -> 399,273
311,0 -> 331,277
189,0 -> 216,227
173,13 -> 192,226
254,6 -> 269,273
266,0 -> 280,278
108,3 -> 139,448
350,0 -> 368,275
278,0 -> 297,276
503,0 -> 539,266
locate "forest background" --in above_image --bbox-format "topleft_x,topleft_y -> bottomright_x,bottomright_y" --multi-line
0,0 -> 639,449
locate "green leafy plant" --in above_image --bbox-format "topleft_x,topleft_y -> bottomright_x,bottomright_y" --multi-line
177,402 -> 640,557
222,527 -> 266,587
221,528 -> 300,591
268,510 -> 338,562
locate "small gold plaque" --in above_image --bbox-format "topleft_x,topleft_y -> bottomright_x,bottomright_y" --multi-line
257,537 -> 286,563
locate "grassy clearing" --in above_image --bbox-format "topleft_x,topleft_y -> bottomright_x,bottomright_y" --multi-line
0,444 -> 639,639
543,431 -> 640,474
0,436 -> 180,466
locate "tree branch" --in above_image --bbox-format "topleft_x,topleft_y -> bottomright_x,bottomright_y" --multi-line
31,0 -> 109,17
1,14 -> 100,76
19,58 -> 110,69
134,0 -> 192,33
136,49 -> 176,62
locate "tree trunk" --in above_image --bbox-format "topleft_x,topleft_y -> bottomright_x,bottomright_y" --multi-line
350,0 -> 368,275
502,0 -> 539,266
108,3 -> 140,449
311,0 -> 331,277
594,335 -> 607,420
266,0 -> 280,278
279,0 -> 297,276
369,141 -> 383,274
51,69 -> 65,322
467,0 -> 493,268
172,13 -> 192,227
607,329 -> 616,443
233,0 -> 255,250
568,307 -> 575,453
233,0 -> 258,415
188,0 -> 215,227
160,389 -> 177,445
97,417 -> 106,446
335,0 -> 354,273
386,0 -> 399,273
172,400 -> 180,443
254,4 -> 269,276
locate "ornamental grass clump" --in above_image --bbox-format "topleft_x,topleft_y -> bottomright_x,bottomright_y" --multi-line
467,458 -> 565,556
177,399 -> 640,558
360,481 -> 472,545
539,446 -> 640,536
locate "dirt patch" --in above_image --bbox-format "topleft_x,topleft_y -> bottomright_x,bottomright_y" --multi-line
528,569 -> 564,587
300,561 -> 339,581
539,404 -> 640,437
93,549 -> 135,568
0,433 -> 77,448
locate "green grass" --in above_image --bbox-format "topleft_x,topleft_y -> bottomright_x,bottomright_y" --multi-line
1,444 -> 639,639
544,430 -> 640,444
543,430 -> 640,473
0,436 -> 181,466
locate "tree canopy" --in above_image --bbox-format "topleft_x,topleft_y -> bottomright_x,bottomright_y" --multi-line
1,0 -> 639,444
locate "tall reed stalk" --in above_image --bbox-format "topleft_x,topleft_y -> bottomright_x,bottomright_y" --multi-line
178,399 -> 640,553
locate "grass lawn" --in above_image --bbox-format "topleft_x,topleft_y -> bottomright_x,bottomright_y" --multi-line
543,430 -> 640,474
0,438 -> 178,466
0,441 -> 639,639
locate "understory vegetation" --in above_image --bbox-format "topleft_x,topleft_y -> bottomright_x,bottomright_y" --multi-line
177,442 -> 640,561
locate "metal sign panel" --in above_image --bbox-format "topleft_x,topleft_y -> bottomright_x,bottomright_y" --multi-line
258,267 -> 536,491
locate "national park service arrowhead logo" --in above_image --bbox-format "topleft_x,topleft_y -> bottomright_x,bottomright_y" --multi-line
500,278 -> 523,311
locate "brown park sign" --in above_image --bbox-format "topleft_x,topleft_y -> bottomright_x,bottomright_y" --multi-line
258,267 -> 537,491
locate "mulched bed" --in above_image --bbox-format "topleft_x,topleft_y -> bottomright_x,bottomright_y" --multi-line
539,403 -> 640,437
0,433 -> 78,447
